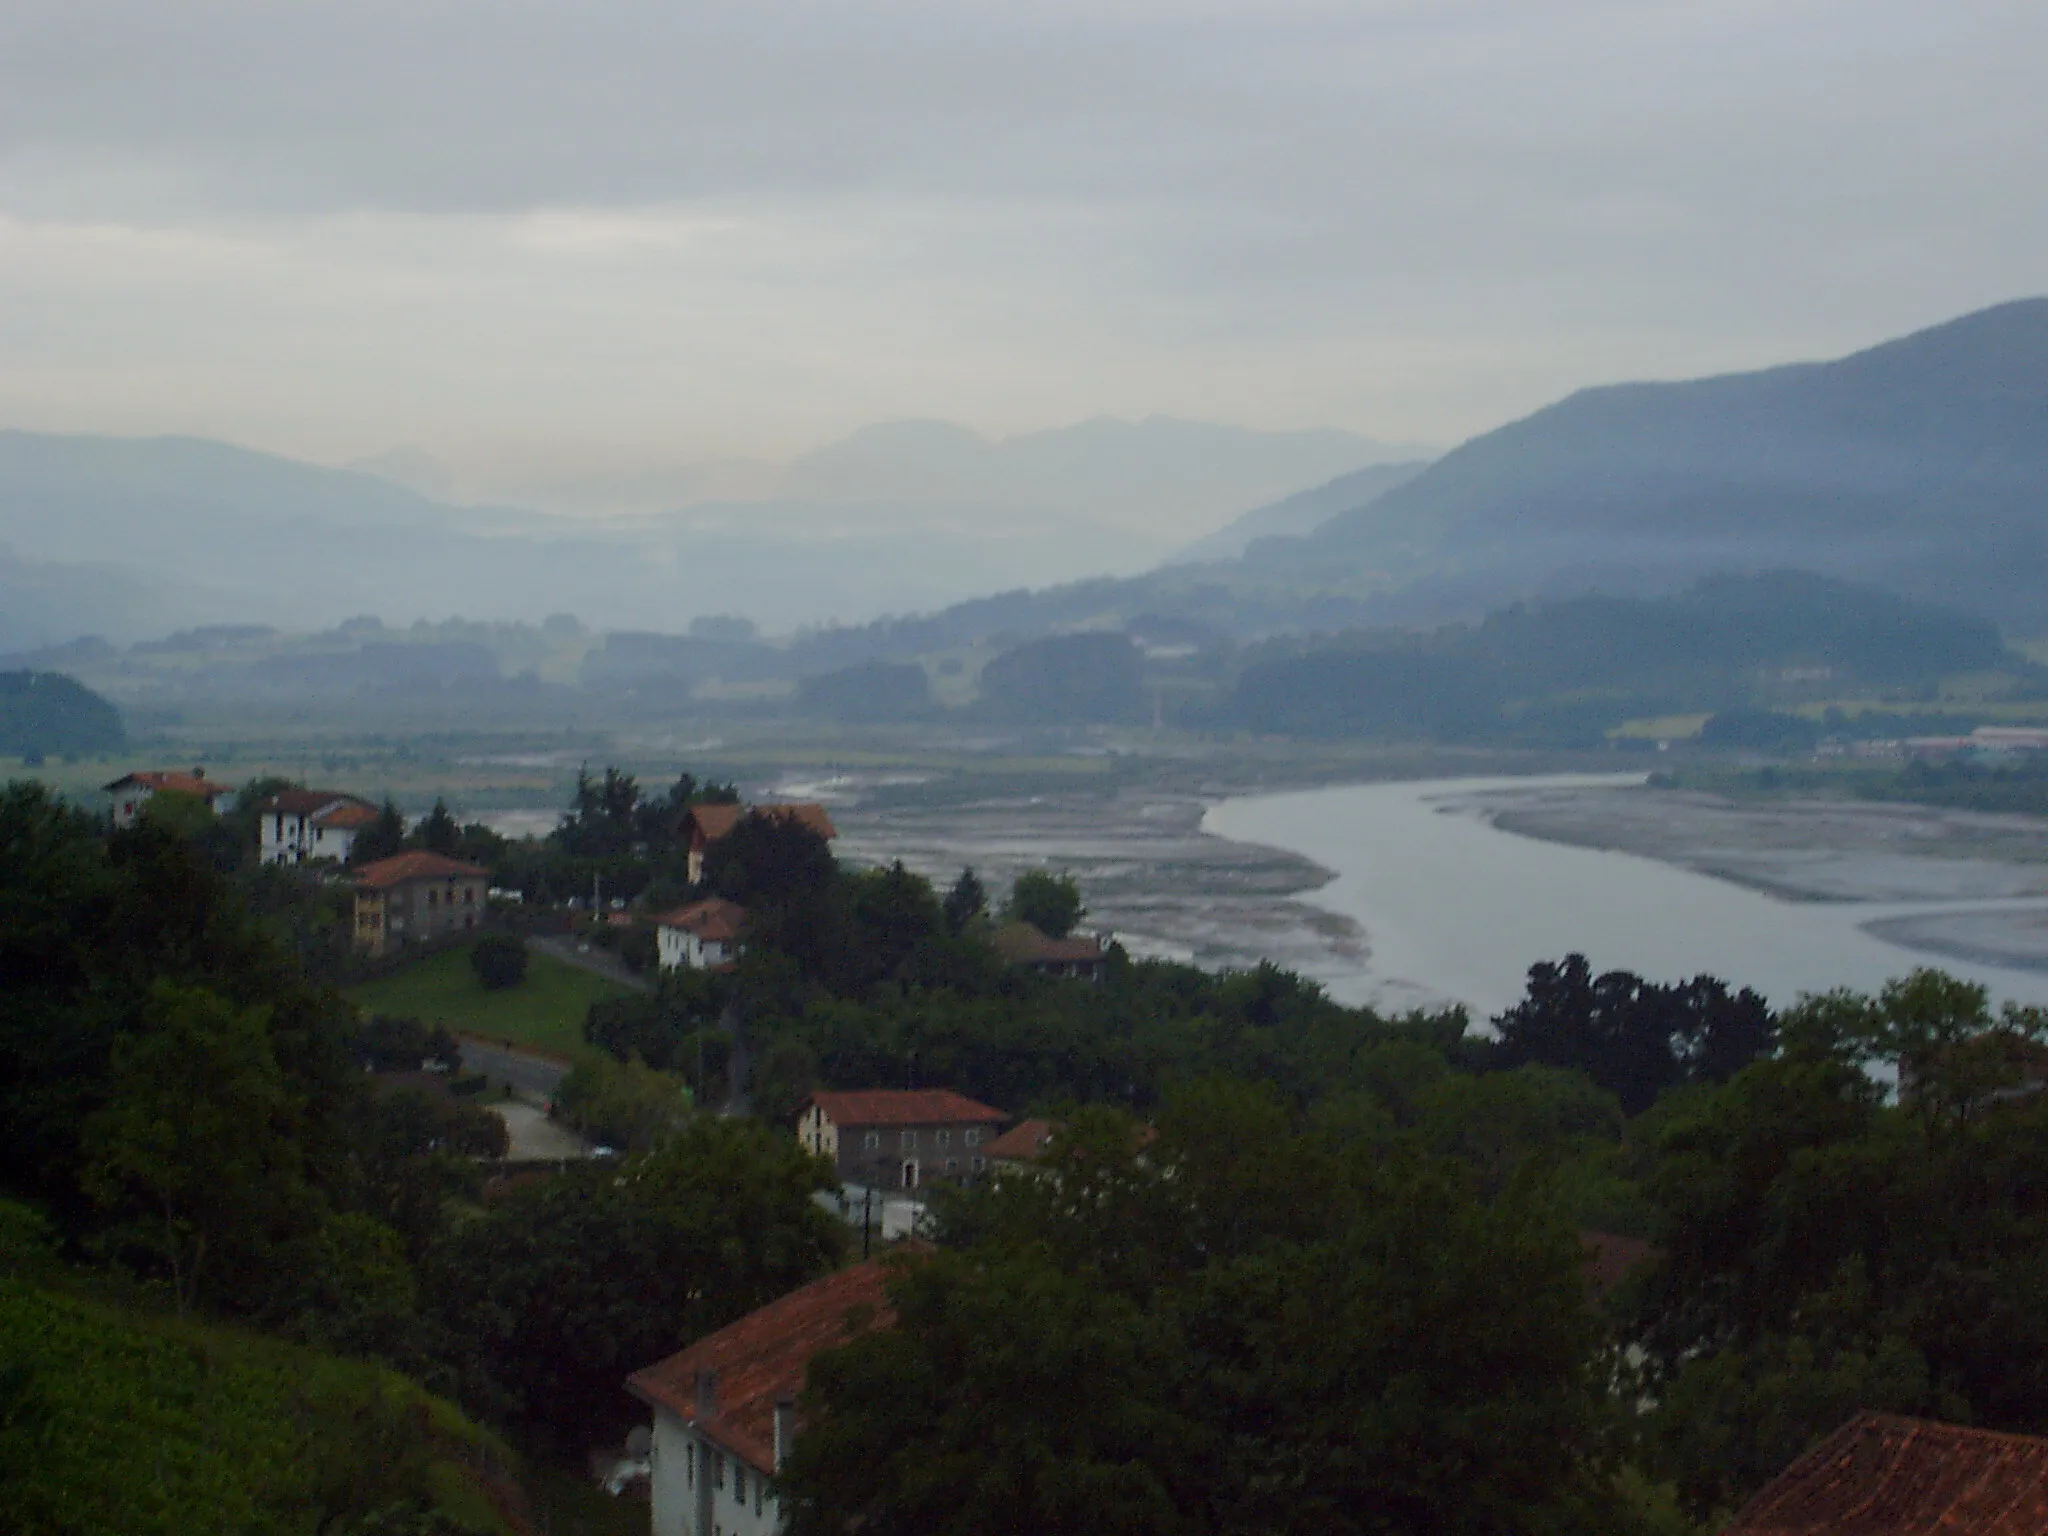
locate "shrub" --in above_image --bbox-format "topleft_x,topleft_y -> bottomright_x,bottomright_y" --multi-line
469,934 -> 527,991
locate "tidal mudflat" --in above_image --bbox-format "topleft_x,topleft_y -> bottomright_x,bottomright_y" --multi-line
825,768 -> 2048,1019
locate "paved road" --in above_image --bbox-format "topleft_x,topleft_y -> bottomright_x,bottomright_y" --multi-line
528,933 -> 653,994
459,1039 -> 568,1100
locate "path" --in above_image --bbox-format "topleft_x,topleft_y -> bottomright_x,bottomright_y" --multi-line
459,1038 -> 570,1099
527,932 -> 654,994
492,1102 -> 591,1160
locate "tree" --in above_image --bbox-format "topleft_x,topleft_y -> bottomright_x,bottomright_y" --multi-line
942,867 -> 987,935
352,799 -> 408,865
1005,869 -> 1084,939
1491,956 -> 1773,1116
79,982 -> 304,1314
786,1084 -> 1612,1536
426,1116 -> 843,1445
414,798 -> 459,855
469,933 -> 527,991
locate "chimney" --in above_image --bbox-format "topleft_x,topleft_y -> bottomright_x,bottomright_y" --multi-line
773,1400 -> 796,1470
694,1369 -> 717,1420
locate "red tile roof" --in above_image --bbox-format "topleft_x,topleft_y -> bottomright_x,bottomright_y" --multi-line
686,801 -> 838,847
104,770 -> 232,800
1725,1413 -> 2048,1535
983,1118 -> 1059,1162
315,801 -> 382,830
991,922 -> 1105,967
805,1089 -> 1006,1129
625,1260 -> 898,1475
255,787 -> 374,818
352,851 -> 490,889
653,897 -> 749,942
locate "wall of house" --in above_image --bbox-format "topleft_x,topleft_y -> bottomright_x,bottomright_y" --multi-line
649,1411 -> 782,1536
659,925 -> 734,971
801,1105 -> 839,1163
260,811 -> 359,865
834,1120 -> 996,1189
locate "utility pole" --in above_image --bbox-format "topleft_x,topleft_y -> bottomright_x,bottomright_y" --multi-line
862,1188 -> 873,1260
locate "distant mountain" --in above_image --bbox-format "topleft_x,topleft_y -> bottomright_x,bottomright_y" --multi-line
776,416 -> 1407,533
1265,298 -> 2048,628
1168,461 -> 1429,564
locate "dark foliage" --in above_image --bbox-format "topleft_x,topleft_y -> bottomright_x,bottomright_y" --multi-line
469,933 -> 528,991
0,670 -> 125,758
978,632 -> 1147,725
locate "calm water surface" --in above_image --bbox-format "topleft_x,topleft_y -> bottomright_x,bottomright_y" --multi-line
1205,775 -> 2048,1017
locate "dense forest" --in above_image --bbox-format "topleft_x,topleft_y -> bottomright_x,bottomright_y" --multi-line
10,770 -> 2048,1532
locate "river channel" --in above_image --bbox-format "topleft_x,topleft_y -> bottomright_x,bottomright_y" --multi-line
1204,775 -> 2048,1017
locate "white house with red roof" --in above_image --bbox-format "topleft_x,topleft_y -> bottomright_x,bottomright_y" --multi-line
627,1260 -> 897,1536
103,769 -> 235,828
253,787 -> 380,865
798,1089 -> 1007,1191
655,897 -> 749,971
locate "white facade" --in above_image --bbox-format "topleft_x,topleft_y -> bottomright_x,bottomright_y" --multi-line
260,800 -> 366,865
649,1409 -> 784,1536
798,1102 -> 840,1162
657,923 -> 736,971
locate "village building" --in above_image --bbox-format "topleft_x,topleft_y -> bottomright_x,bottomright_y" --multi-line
1724,1411 -> 2048,1534
104,769 -> 234,828
655,897 -> 749,971
797,1089 -> 1007,1191
682,802 -> 838,885
351,851 -> 489,958
991,921 -> 1109,982
627,1260 -> 896,1536
253,787 -> 380,865
981,1117 -> 1059,1175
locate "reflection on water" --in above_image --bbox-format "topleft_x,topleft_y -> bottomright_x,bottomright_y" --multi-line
1205,775 -> 2048,1017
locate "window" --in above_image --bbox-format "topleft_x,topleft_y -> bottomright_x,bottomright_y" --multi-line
734,1467 -> 747,1504
964,1128 -> 982,1147
902,1159 -> 920,1190
428,888 -> 438,908
936,1129 -> 950,1149
464,886 -> 475,905
687,1443 -> 696,1488
946,1158 -> 958,1174
900,1129 -> 918,1150
715,1452 -> 725,1490
972,1156 -> 986,1173
863,1130 -> 880,1150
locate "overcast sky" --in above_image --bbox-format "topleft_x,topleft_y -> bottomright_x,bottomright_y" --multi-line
2,0 -> 2043,490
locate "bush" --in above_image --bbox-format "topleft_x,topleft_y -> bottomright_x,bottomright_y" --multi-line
469,934 -> 527,991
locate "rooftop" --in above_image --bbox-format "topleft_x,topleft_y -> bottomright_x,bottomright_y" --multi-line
1725,1412 -> 2048,1535
806,1089 -> 1006,1129
982,1118 -> 1059,1162
686,801 -> 839,846
625,1260 -> 898,1475
254,787 -> 374,818
991,921 -> 1105,967
104,770 -> 232,800
353,851 -> 490,890
653,896 -> 748,942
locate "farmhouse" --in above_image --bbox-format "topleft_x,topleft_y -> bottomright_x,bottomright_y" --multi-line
683,801 -> 838,885
351,851 -> 489,958
104,769 -> 234,828
253,787 -> 379,865
797,1089 -> 1007,1191
655,897 -> 749,971
627,1260 -> 896,1536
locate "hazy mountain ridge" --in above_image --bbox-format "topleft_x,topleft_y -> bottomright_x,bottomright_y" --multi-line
1278,298 -> 2048,626
0,419 -> 1397,648
1169,461 -> 1430,564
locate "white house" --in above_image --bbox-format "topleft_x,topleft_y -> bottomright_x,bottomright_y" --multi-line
627,1260 -> 896,1536
103,769 -> 234,828
253,788 -> 379,865
655,897 -> 748,971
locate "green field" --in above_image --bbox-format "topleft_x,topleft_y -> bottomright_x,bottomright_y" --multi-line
346,942 -> 629,1059
0,1274 -> 518,1536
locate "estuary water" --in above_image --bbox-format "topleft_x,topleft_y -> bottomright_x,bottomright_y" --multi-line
1203,775 -> 2048,1018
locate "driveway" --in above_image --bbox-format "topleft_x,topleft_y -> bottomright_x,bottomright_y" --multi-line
492,1102 -> 591,1160
459,1038 -> 569,1099
528,933 -> 653,994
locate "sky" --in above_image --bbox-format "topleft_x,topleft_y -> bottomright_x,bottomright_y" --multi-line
2,0 -> 2044,494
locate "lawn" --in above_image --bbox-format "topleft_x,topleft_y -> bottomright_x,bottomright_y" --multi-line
346,942 -> 630,1059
